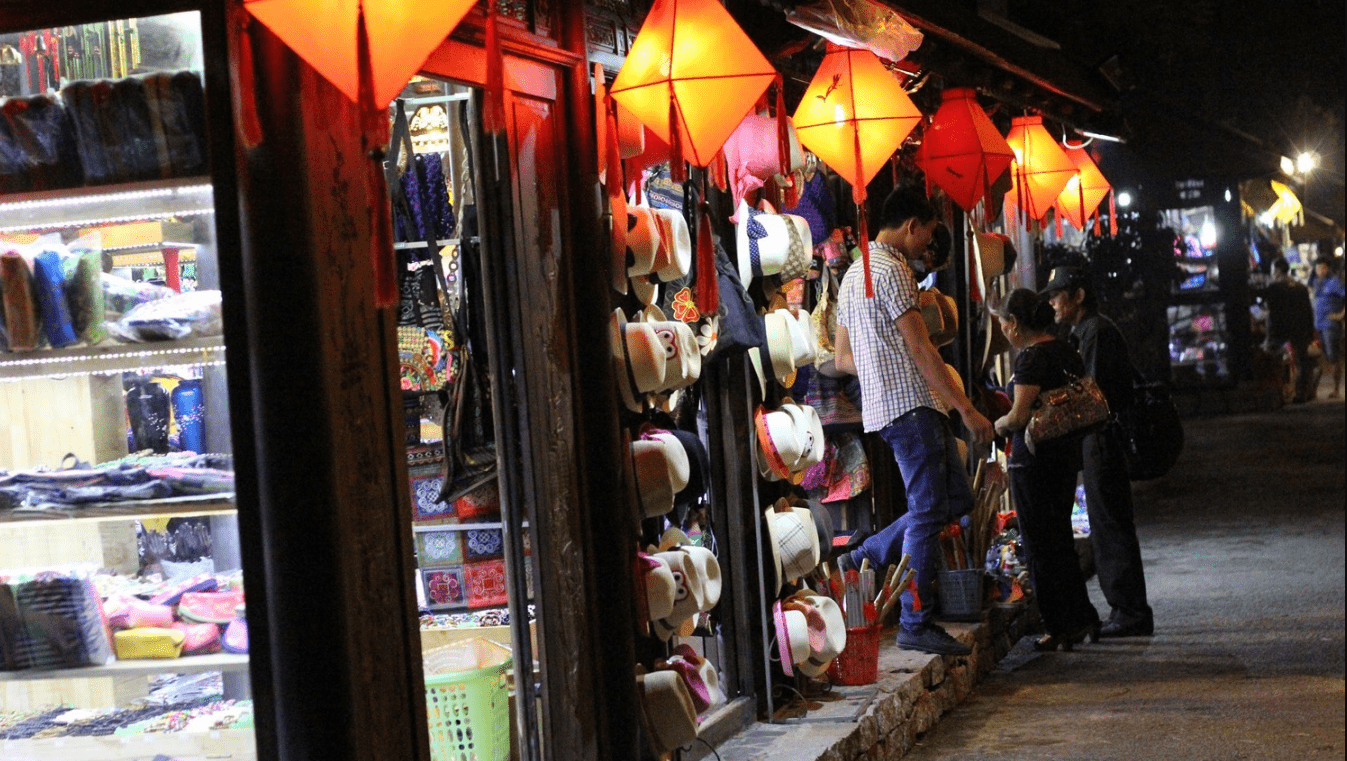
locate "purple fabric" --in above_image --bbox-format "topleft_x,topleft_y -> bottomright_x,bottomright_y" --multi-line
785,172 -> 836,249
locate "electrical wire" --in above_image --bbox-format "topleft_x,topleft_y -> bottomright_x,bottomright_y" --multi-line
679,736 -> 722,761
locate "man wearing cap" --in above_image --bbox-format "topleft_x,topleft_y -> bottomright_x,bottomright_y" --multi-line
1042,266 -> 1154,637
832,187 -> 994,656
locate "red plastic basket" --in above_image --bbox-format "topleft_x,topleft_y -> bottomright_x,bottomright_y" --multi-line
826,624 -> 881,685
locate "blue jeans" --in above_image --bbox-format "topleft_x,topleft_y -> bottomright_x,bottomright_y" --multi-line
853,407 -> 974,630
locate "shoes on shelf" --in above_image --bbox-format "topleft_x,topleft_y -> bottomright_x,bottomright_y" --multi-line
898,624 -> 971,656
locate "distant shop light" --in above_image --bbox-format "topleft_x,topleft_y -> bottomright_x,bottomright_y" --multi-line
1200,219 -> 1218,249
1116,190 -> 1133,208
1281,156 -> 1297,175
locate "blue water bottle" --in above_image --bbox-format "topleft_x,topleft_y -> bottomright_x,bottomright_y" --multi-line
171,379 -> 205,453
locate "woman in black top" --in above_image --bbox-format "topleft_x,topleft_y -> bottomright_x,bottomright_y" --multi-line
991,289 -> 1101,651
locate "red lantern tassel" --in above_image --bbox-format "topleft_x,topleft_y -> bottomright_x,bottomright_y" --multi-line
668,94 -> 686,183
1093,209 -> 1102,236
967,227 -> 981,303
775,76 -> 790,181
483,0 -> 506,132
230,7 -> 263,150
605,97 -> 628,294
1108,189 -> 1118,236
695,182 -> 719,313
1077,174 -> 1087,233
356,8 -> 395,307
1054,208 -> 1064,238
857,206 -> 873,298
594,63 -> 607,181
710,148 -> 728,193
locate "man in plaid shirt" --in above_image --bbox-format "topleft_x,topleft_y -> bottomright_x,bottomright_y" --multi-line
833,187 -> 993,656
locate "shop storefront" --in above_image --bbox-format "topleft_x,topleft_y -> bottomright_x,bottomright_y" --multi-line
0,2 -> 1131,760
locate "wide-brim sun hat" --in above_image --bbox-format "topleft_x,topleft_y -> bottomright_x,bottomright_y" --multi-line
637,670 -> 698,756
792,591 -> 846,677
625,207 -> 661,277
764,504 -> 817,593
631,439 -> 677,518
611,308 -> 668,413
754,405 -> 805,482
651,208 -> 692,282
772,601 -> 812,677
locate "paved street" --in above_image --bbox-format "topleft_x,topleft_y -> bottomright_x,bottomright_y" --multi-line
902,386 -> 1345,760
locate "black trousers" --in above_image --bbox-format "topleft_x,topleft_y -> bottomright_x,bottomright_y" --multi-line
1011,451 -> 1099,637
1082,423 -> 1153,625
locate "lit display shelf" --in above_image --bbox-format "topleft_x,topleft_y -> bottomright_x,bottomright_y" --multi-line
0,336 -> 225,381
0,729 -> 256,761
0,177 -> 214,234
0,653 -> 249,682
0,494 -> 236,526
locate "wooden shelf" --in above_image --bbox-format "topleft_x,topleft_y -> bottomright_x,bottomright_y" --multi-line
0,177 -> 214,234
0,728 -> 255,761
0,335 -> 225,381
0,653 -> 249,682
0,493 -> 236,526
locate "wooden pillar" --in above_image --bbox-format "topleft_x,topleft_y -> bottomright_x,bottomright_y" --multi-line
232,18 -> 429,761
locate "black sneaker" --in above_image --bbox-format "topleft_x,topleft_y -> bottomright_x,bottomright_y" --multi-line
897,624 -> 972,656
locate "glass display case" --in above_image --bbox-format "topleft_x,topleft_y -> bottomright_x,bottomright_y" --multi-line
0,11 -> 255,760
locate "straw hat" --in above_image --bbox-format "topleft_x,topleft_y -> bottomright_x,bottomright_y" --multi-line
624,208 -> 662,278
790,591 -> 846,678
782,403 -> 825,474
920,288 -> 958,347
650,209 -> 692,283
631,436 -> 685,518
761,309 -> 798,388
735,200 -> 811,287
637,670 -> 698,756
772,601 -> 812,677
643,307 -> 701,391
610,308 -> 667,413
638,552 -> 677,622
763,503 -> 818,593
754,405 -> 805,482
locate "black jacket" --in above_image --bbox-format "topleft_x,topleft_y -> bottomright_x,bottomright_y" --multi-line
1070,311 -> 1135,414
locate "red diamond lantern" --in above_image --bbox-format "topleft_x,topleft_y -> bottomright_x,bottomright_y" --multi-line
1054,142 -> 1112,230
915,87 -> 1015,213
1004,115 -> 1076,221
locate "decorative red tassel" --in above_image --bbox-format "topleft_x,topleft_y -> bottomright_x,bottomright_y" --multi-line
629,163 -> 642,205
1077,174 -> 1087,233
711,148 -> 728,193
605,96 -> 628,293
594,63 -> 607,181
775,75 -> 790,180
1108,189 -> 1118,236
857,206 -> 873,299
783,173 -> 798,209
909,578 -> 921,612
1093,209 -> 1102,236
230,8 -> 264,150
356,8 -> 396,307
695,190 -> 719,313
483,0 -> 506,132
668,94 -> 686,183
1054,208 -> 1064,238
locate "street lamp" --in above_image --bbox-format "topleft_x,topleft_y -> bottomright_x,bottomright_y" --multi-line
1296,151 -> 1318,174
1116,190 -> 1133,208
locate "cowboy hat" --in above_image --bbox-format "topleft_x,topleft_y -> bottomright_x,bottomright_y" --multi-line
790,591 -> 846,678
764,503 -> 818,592
762,310 -> 799,389
631,436 -> 687,518
662,643 -> 726,713
785,307 -> 818,369
972,230 -> 1017,300
754,405 -> 805,482
650,208 -> 692,283
636,670 -> 698,756
643,307 -> 702,391
657,526 -> 723,613
610,308 -> 667,413
920,288 -> 958,347
722,113 -> 806,209
649,548 -> 706,640
735,200 -> 811,288
638,552 -> 677,622
782,403 -> 825,474
979,310 -> 1011,372
625,207 -> 662,278
772,601 -> 812,677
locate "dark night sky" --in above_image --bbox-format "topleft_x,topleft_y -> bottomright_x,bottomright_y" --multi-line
1011,0 -> 1345,225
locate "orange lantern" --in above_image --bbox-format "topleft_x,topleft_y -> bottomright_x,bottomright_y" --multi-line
609,0 -> 776,174
1054,142 -> 1112,231
1003,115 -> 1076,222
915,87 -> 1014,213
793,44 -> 923,296
244,0 -> 475,108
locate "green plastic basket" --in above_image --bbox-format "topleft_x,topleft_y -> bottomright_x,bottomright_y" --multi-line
425,655 -> 512,761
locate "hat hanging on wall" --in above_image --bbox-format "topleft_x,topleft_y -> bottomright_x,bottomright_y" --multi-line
610,308 -> 667,413
772,600 -> 812,677
636,669 -> 698,757
735,200 -> 812,289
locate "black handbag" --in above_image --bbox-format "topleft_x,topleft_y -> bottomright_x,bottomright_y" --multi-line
1117,378 -> 1183,481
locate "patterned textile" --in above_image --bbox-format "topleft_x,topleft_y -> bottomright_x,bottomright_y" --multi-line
784,171 -> 836,247
464,560 -> 508,608
422,566 -> 468,610
465,528 -> 504,559
408,446 -> 451,522
454,480 -> 500,521
806,431 -> 871,503
835,242 -> 946,431
417,530 -> 464,566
